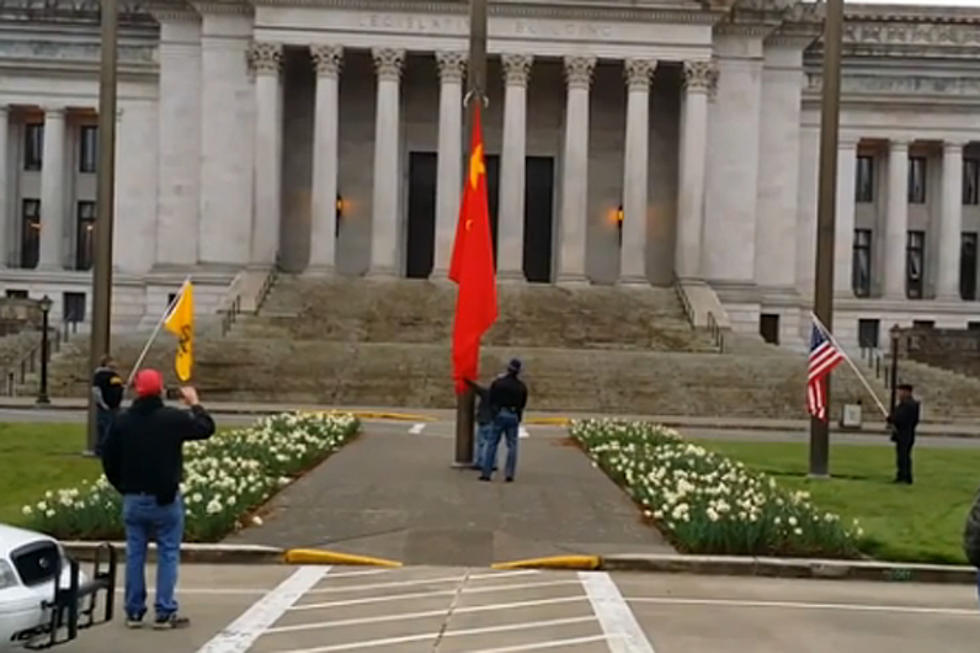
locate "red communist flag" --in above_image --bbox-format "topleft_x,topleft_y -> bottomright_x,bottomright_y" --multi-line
449,104 -> 498,394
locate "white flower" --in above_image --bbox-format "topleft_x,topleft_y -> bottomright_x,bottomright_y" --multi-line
45,509 -> 55,518
788,516 -> 798,527
206,499 -> 222,515
793,528 -> 803,536
21,505 -> 32,516
251,515 -> 264,526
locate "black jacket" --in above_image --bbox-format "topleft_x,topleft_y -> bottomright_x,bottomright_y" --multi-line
964,488 -> 980,567
465,379 -> 493,425
489,373 -> 528,421
91,366 -> 124,411
101,396 -> 216,505
888,398 -> 920,444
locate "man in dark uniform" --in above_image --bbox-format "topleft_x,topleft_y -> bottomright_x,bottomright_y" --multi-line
465,378 -> 495,471
479,359 -> 528,483
92,355 -> 124,457
887,383 -> 920,484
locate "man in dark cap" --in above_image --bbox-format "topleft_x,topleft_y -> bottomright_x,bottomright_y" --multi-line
91,354 -> 124,456
887,383 -> 920,484
101,369 -> 215,630
480,358 -> 528,483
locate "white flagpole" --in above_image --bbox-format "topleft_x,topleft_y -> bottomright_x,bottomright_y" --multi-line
810,311 -> 889,418
125,277 -> 191,387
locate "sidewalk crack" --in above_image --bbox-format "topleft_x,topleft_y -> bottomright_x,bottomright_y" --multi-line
432,568 -> 471,652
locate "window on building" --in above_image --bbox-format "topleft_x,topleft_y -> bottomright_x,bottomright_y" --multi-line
759,314 -> 779,345
63,292 -> 85,323
20,199 -> 40,269
912,320 -> 935,329
858,319 -> 880,349
75,201 -> 96,271
965,159 -> 980,206
908,157 -> 927,204
855,156 -> 874,203
79,125 -> 97,173
961,232 -> 978,300
852,229 -> 872,297
168,293 -> 177,307
906,230 -> 925,298
969,321 -> 980,331
24,123 -> 43,171
5,289 -> 27,299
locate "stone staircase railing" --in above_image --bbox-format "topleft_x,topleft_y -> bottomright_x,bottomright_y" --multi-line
219,268 -> 278,336
1,321 -> 79,396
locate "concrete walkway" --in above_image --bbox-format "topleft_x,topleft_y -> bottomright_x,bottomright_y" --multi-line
2,396 -> 980,437
224,424 -> 672,567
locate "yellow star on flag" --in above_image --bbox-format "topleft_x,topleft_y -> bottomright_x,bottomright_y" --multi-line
469,143 -> 485,189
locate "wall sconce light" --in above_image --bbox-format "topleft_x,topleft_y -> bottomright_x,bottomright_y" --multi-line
616,205 -> 624,246
335,194 -> 343,238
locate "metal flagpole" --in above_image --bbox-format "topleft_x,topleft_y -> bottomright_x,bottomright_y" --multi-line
125,278 -> 190,388
808,0 -> 844,477
85,0 -> 118,454
453,0 -> 488,467
811,312 -> 889,418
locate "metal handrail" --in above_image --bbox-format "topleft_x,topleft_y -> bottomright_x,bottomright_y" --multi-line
1,322 -> 73,396
674,279 -> 694,327
220,268 -> 278,337
706,311 -> 725,353
860,346 -> 891,389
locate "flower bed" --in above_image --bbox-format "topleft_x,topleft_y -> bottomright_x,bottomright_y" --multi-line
572,419 -> 863,558
20,412 -> 359,542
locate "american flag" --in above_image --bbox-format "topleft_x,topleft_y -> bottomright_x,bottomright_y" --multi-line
807,322 -> 845,421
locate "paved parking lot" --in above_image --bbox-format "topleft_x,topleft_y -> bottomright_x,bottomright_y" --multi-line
57,563 -> 979,653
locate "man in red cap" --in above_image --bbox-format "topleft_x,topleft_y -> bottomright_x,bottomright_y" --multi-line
101,369 -> 215,630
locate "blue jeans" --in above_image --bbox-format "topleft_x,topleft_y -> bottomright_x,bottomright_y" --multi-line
976,570 -> 980,607
482,410 -> 519,480
123,494 -> 184,619
473,423 -> 493,468
95,408 -> 115,457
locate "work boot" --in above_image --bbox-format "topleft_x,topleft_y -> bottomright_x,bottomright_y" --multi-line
154,613 -> 191,630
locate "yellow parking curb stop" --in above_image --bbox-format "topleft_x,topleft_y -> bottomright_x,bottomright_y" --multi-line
524,417 -> 571,426
283,548 -> 403,567
491,555 -> 601,571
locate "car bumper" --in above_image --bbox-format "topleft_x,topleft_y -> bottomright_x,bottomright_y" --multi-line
0,592 -> 45,651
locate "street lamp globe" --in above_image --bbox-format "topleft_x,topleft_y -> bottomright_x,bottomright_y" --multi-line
39,295 -> 52,314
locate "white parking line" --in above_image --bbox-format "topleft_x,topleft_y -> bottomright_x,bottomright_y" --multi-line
268,595 -> 588,636
409,423 -> 426,434
196,566 -> 330,653
304,568 -> 538,594
322,568 -> 393,580
626,596 -> 980,617
579,572 -> 656,653
468,634 -> 614,653
275,616 -> 596,653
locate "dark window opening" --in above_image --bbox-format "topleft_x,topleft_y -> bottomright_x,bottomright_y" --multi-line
5,289 -> 28,299
906,230 -> 925,299
79,125 -> 97,173
908,156 -> 927,204
961,232 -> 977,300
24,123 -> 43,171
858,319 -> 880,349
63,292 -> 85,323
855,156 -> 874,203
75,201 -> 95,271
20,199 -> 40,269
759,314 -> 780,345
852,229 -> 872,297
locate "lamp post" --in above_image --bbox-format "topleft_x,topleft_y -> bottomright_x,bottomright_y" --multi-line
36,295 -> 52,406
808,0 -> 844,478
86,0 -> 118,454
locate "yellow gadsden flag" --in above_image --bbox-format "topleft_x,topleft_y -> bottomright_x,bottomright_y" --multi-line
164,281 -> 194,382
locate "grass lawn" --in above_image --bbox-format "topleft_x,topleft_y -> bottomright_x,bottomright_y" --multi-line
701,440 -> 980,564
0,423 -> 102,528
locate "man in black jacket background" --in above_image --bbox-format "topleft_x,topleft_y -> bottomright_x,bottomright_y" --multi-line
91,355 -> 124,456
887,383 -> 920,485
101,368 -> 215,630
479,359 -> 528,483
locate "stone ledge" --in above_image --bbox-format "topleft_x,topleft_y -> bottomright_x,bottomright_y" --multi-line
63,541 -> 285,565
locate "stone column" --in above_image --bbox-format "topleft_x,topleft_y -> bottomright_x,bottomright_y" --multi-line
38,107 -> 66,269
674,61 -> 714,280
432,51 -> 466,278
369,48 -> 405,276
248,41 -> 283,267
938,141 -> 964,300
833,140 -> 857,295
0,106 -> 7,267
498,53 -> 533,281
308,44 -> 343,275
557,55 -> 596,284
884,139 -> 909,298
620,58 -> 656,284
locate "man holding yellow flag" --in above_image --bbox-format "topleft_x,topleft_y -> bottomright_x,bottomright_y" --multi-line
164,281 -> 194,382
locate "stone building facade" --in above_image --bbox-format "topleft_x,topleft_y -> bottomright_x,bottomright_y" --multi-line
0,0 -> 978,347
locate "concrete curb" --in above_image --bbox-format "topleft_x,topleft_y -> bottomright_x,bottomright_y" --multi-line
63,542 -> 285,565
600,554 -> 977,585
